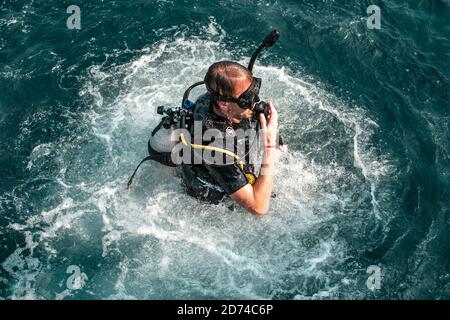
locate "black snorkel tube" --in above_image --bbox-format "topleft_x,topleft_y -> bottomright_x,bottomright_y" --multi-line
247,30 -> 280,72
247,30 -> 283,146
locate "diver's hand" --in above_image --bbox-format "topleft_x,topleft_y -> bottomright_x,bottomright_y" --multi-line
231,102 -> 277,215
259,102 -> 278,147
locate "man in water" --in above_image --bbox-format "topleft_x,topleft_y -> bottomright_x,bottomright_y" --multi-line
182,61 -> 278,215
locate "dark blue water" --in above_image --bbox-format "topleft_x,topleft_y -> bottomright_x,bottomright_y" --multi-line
1,0 -> 449,299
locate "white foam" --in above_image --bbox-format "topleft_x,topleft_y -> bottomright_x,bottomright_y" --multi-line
1,232 -> 42,299
26,143 -> 53,170
3,19 -> 396,299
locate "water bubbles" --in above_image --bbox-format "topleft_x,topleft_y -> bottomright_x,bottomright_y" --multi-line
27,143 -> 53,170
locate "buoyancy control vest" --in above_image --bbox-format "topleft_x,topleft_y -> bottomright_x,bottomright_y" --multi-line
180,93 -> 259,203
127,93 -> 260,203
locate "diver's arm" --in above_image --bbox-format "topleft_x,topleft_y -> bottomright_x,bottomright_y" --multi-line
231,147 -> 275,215
231,103 -> 278,215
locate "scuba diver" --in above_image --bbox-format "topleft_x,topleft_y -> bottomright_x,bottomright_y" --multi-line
128,30 -> 282,215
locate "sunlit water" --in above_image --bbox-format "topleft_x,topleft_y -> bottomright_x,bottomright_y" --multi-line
1,0 -> 449,299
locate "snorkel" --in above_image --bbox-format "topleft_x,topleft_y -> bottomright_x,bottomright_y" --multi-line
247,29 -> 280,72
246,30 -> 281,120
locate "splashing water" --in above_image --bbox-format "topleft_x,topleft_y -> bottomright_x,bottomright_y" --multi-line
2,1 -> 449,299
1,19 -> 398,299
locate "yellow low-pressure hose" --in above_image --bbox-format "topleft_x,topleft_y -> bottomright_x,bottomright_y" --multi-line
179,132 -> 244,170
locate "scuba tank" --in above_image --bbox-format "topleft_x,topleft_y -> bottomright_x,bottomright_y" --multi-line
127,99 -> 196,189
149,122 -> 178,154
148,104 -> 194,156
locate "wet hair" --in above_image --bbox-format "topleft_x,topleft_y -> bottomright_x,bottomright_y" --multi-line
204,61 -> 253,98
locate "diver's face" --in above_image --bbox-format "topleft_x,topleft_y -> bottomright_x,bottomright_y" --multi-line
217,78 -> 253,122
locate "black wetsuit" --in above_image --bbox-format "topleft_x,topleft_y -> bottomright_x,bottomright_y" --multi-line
181,93 -> 258,203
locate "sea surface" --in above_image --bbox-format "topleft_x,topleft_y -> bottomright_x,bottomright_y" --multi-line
1,0 -> 449,299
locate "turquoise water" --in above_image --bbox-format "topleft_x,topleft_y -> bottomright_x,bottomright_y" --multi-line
1,0 -> 449,299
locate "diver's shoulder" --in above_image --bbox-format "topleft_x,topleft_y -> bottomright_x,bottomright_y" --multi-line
193,93 -> 213,121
